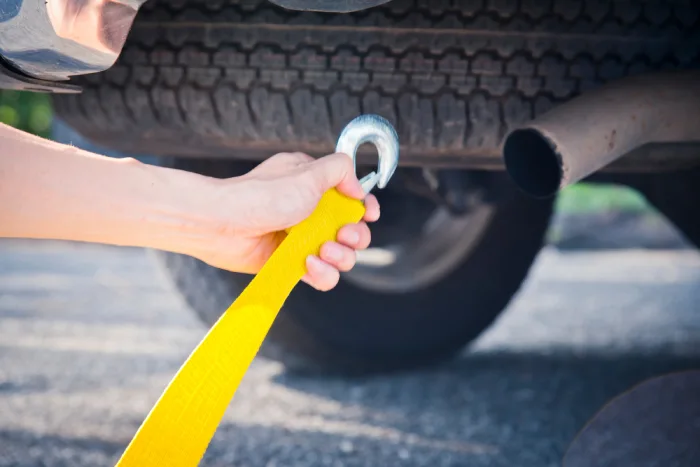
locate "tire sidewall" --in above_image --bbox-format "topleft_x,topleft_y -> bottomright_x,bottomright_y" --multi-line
153,173 -> 554,372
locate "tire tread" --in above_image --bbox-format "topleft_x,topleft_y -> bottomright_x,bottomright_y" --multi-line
55,0 -> 700,157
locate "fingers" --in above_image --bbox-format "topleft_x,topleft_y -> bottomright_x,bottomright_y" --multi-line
363,194 -> 380,222
302,221 -> 373,291
306,153 -> 365,200
320,241 -> 356,272
302,255 -> 340,292
337,222 -> 371,250
272,153 -> 384,211
255,153 -> 384,210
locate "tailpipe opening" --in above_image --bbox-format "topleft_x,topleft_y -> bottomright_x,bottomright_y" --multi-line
503,129 -> 563,199
501,71 -> 700,199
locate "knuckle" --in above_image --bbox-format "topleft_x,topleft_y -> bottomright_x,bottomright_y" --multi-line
340,154 -> 355,173
328,152 -> 353,172
273,152 -> 313,167
301,171 -> 325,197
271,152 -> 293,161
292,152 -> 314,163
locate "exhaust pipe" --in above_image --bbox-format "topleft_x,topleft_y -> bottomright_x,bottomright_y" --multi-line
502,71 -> 700,198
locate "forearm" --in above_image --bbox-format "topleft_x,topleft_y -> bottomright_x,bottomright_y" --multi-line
0,123 -> 221,253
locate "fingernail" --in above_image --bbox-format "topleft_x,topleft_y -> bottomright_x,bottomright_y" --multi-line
323,243 -> 343,262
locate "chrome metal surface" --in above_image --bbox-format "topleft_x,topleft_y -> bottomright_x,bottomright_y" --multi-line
335,114 -> 400,194
0,0 -> 145,81
336,114 -> 490,293
503,71 -> 700,198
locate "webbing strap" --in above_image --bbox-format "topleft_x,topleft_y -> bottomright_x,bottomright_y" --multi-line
116,188 -> 365,467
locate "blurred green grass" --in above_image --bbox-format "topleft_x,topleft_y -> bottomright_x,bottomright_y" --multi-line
0,90 -> 53,138
1,90 -> 651,214
555,183 -> 650,214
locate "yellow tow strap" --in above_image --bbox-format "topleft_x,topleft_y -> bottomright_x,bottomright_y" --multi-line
116,188 -> 365,467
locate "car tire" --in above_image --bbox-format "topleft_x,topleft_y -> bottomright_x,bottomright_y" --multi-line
152,159 -> 554,374
52,0 -> 699,161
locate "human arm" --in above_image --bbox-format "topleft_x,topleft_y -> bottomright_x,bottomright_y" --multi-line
0,123 -> 379,291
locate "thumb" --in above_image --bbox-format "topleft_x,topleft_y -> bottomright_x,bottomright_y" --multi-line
306,153 -> 365,200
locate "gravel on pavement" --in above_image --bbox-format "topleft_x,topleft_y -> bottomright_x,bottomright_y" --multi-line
1,240 -> 699,467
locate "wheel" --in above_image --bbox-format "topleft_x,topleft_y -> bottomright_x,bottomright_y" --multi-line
52,0 -> 699,160
152,159 -> 554,373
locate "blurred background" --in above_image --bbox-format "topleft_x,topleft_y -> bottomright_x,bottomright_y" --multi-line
0,91 -> 52,138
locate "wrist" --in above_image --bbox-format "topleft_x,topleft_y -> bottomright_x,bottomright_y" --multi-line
131,161 -> 229,257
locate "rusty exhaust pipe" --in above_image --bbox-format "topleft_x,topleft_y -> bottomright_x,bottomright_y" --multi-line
502,71 -> 700,198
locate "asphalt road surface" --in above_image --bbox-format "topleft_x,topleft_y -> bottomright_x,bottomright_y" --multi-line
1,240 -> 699,467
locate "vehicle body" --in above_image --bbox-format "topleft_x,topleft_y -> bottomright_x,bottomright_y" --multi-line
2,0 -> 699,373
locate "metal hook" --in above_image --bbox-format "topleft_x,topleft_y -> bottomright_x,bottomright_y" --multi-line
335,114 -> 400,195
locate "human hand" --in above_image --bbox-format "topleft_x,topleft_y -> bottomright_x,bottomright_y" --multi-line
190,152 -> 380,291
0,122 -> 377,290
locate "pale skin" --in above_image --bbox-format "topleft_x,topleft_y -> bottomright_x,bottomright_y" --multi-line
0,122 -> 380,291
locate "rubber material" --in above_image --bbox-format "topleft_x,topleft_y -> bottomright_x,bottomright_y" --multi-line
117,189 -> 365,466
154,165 -> 555,373
52,0 -> 700,160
